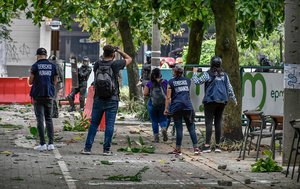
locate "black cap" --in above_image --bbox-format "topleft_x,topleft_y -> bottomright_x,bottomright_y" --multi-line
36,48 -> 47,55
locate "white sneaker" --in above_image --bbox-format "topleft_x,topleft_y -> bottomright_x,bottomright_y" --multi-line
47,144 -> 55,151
34,144 -> 47,151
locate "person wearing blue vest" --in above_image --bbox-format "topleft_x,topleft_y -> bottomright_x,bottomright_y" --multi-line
192,56 -> 237,153
164,64 -> 200,156
29,48 -> 58,151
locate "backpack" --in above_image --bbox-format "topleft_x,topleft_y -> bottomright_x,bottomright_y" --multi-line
150,80 -> 166,108
94,61 -> 115,98
203,73 -> 228,104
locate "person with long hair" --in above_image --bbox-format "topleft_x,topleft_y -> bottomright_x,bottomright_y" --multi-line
144,68 -> 168,142
192,56 -> 237,153
164,64 -> 200,156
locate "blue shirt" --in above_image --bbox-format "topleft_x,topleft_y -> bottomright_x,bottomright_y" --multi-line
30,59 -> 58,99
168,76 -> 194,113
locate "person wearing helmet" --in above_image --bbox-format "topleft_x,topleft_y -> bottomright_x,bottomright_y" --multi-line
192,56 -> 237,153
140,51 -> 152,89
67,56 -> 92,112
164,63 -> 200,156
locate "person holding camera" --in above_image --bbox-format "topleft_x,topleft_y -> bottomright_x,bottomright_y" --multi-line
81,44 -> 132,156
192,56 -> 237,153
164,64 -> 200,156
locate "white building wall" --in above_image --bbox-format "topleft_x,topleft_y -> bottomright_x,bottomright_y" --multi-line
5,13 -> 51,71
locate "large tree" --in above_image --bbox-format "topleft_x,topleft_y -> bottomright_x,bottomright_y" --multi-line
211,0 -> 243,140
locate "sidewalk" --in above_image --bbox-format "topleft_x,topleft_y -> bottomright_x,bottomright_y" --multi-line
0,104 -> 300,189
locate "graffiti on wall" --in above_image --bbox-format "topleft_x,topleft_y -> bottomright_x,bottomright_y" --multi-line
5,42 -> 31,63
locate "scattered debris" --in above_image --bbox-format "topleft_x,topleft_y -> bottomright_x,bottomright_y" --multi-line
218,180 -> 232,186
100,160 -> 113,165
106,166 -> 149,182
218,164 -> 227,170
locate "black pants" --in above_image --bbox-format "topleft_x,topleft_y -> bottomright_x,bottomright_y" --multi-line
204,103 -> 226,145
68,85 -> 87,109
33,98 -> 54,145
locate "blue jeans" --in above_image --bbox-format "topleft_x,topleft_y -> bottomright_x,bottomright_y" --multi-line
148,100 -> 167,135
33,98 -> 54,145
84,97 -> 118,152
173,110 -> 198,148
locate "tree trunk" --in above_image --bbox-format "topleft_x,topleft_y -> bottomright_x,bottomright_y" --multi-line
283,0 -> 300,164
211,0 -> 243,141
118,17 -> 142,100
0,39 -> 7,77
186,19 -> 205,68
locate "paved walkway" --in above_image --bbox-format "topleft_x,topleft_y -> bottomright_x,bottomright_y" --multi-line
0,105 -> 300,189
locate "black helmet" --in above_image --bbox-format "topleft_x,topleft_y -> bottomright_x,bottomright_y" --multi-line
210,56 -> 222,67
83,56 -> 90,62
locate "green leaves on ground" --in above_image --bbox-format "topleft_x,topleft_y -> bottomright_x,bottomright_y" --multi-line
63,112 -> 90,131
118,136 -> 155,154
0,124 -> 23,129
251,150 -> 283,172
100,160 -> 113,165
106,166 -> 149,182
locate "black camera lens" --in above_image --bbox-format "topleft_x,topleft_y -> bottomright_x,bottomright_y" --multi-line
197,68 -> 202,72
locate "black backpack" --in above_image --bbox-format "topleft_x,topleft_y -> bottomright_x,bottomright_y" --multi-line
94,61 -> 115,98
150,80 -> 166,108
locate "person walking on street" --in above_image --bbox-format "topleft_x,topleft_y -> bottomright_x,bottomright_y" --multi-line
164,64 -> 200,156
144,68 -> 168,142
29,48 -> 58,151
192,56 -> 237,153
81,45 -> 132,156
67,56 -> 92,112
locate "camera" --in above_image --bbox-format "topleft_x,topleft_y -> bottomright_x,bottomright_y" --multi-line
197,67 -> 202,72
113,46 -> 119,52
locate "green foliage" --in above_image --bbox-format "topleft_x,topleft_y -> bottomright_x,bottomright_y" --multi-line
118,135 -> 155,154
239,30 -> 283,66
63,112 -> 90,132
106,166 -> 149,182
236,0 -> 284,48
119,87 -> 150,121
183,30 -> 282,66
100,160 -> 113,165
29,127 -> 38,139
251,150 -> 283,172
0,123 -> 23,129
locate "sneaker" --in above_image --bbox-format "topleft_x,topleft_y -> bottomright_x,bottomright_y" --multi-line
215,145 -> 222,153
193,147 -> 201,155
168,149 -> 182,156
103,151 -> 113,156
34,144 -> 47,151
162,129 -> 168,142
81,148 -> 91,155
47,144 -> 55,151
201,145 -> 211,153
